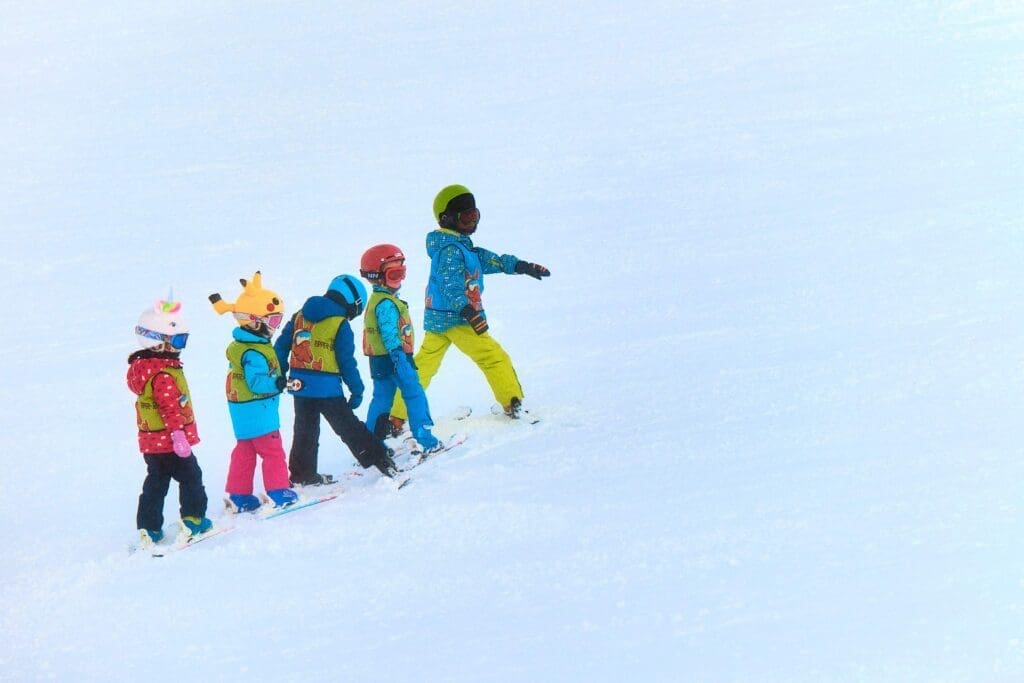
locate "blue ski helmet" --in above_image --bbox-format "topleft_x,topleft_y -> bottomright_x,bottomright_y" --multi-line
326,274 -> 367,318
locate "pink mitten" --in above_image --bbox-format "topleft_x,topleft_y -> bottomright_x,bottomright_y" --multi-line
170,430 -> 191,458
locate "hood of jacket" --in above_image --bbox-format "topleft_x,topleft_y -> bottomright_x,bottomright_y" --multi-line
126,350 -> 183,395
426,228 -> 473,260
299,294 -> 348,323
232,327 -> 272,344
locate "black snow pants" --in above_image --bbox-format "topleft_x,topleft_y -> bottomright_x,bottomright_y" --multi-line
136,452 -> 208,532
289,395 -> 390,484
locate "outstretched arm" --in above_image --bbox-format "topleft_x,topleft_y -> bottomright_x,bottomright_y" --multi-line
474,246 -> 519,275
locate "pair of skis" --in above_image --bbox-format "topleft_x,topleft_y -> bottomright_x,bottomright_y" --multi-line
387,404 -> 537,460
129,490 -> 342,557
401,433 -> 469,471
255,491 -> 342,520
377,401 -> 539,474
130,524 -> 236,558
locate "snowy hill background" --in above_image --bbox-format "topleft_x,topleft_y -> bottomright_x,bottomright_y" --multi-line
3,2 -> 1024,681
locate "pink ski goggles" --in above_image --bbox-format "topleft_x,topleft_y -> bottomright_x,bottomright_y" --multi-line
233,311 -> 284,330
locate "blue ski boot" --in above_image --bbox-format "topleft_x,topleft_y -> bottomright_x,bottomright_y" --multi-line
227,493 -> 262,513
181,516 -> 213,537
266,488 -> 299,508
138,528 -> 163,550
414,427 -> 440,453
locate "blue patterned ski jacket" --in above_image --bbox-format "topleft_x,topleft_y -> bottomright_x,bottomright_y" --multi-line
423,228 -> 519,333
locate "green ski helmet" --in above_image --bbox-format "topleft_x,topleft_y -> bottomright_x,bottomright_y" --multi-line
433,184 -> 479,233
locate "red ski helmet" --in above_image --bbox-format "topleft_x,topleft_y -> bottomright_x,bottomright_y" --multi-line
360,244 -> 407,288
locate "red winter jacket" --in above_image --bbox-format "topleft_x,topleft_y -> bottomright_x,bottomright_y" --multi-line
126,350 -> 201,454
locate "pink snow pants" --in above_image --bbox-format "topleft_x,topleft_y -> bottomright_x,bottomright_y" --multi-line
225,430 -> 291,495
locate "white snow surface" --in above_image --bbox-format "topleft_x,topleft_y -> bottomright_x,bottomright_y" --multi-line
2,2 -> 1024,681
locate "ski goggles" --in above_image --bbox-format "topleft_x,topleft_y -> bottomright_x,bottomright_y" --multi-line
136,326 -> 189,349
233,311 -> 284,330
456,207 -> 480,227
383,261 -> 406,288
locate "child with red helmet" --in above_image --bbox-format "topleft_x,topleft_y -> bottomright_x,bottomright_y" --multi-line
127,296 -> 212,549
210,272 -> 298,512
360,244 -> 442,452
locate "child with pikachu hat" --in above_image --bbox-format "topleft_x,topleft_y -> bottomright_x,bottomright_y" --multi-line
210,272 -> 299,512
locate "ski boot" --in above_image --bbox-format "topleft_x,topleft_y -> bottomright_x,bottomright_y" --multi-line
226,493 -> 262,513
374,448 -> 399,478
413,427 -> 444,455
422,439 -> 446,456
493,397 -> 539,424
179,516 -> 213,541
290,473 -> 335,487
138,528 -> 163,550
388,416 -> 406,438
504,397 -> 523,419
373,413 -> 405,440
266,488 -> 299,508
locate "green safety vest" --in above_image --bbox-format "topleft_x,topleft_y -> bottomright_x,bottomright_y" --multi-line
363,291 -> 414,356
136,367 -> 195,432
288,312 -> 344,374
225,340 -> 280,403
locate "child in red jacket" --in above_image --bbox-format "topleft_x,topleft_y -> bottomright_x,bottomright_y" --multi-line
127,298 -> 212,549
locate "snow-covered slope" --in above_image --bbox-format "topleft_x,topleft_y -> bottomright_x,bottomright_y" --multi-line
2,3 -> 1023,681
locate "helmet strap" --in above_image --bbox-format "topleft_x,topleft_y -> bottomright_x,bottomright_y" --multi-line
325,289 -> 361,319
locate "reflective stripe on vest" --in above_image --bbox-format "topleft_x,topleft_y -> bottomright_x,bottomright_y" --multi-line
136,367 -> 195,432
363,291 -> 415,357
225,341 -> 280,403
288,312 -> 343,374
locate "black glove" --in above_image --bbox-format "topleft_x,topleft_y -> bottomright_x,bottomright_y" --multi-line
460,304 -> 489,335
275,375 -> 287,392
514,261 -> 550,280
